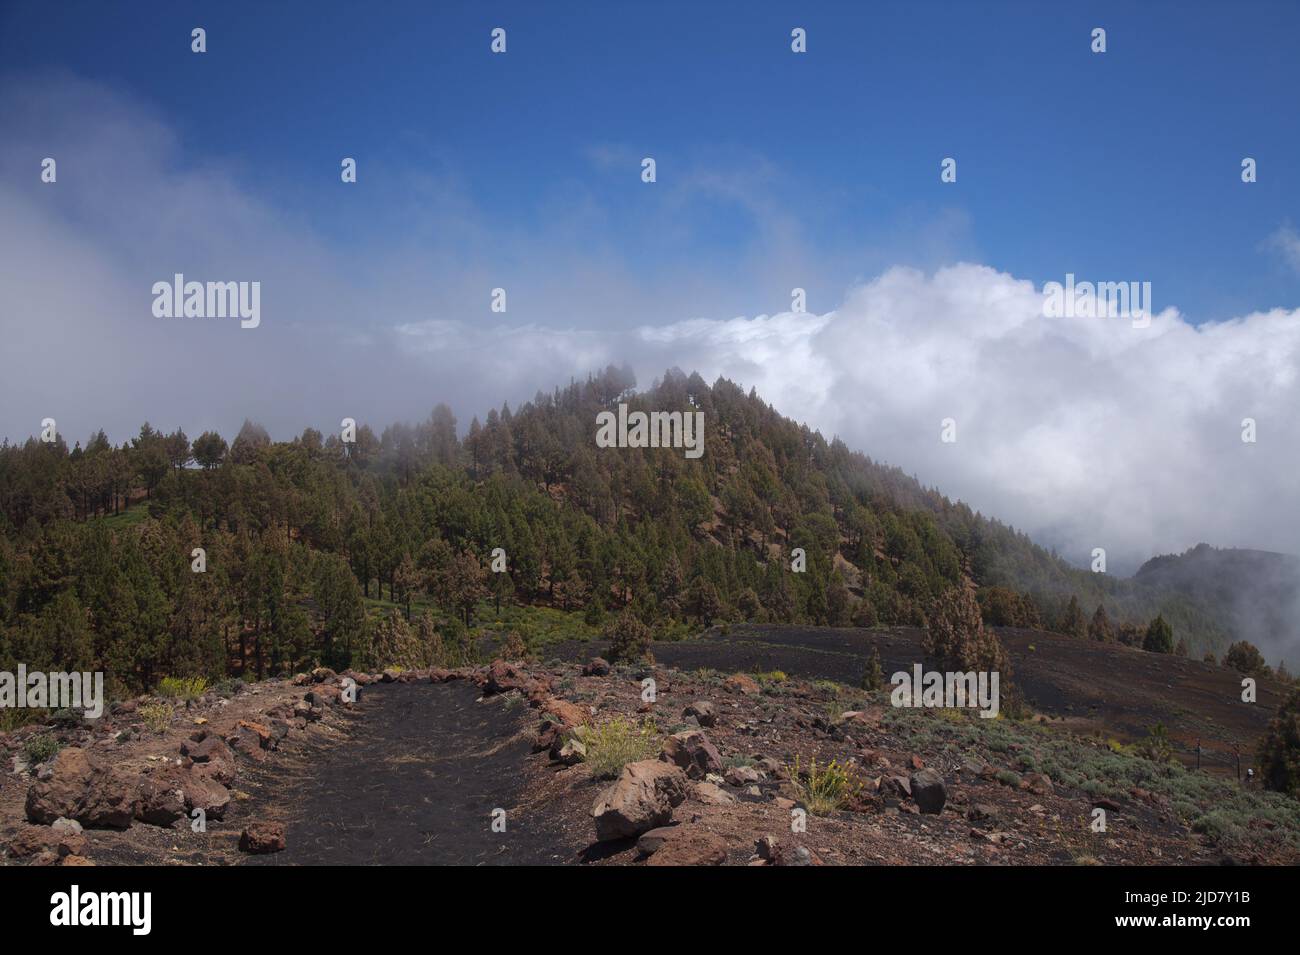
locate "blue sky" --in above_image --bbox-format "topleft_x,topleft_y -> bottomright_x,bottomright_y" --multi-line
3,0 -> 1297,323
2,1 -> 1300,571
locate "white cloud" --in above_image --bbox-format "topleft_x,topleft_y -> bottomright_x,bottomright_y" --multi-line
1267,223 -> 1300,273
628,265 -> 1300,573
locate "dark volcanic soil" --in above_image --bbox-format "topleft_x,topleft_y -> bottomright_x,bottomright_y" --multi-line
551,624 -> 1288,777
243,681 -> 569,865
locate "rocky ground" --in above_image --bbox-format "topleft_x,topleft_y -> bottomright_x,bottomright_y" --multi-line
2,654 -> 1297,866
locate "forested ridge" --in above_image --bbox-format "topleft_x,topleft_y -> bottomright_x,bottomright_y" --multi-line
0,367 -> 1260,699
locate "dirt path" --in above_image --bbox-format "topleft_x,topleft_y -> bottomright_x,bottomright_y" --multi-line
244,681 -> 568,865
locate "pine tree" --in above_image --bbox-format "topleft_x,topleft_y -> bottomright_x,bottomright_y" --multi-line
1258,687 -> 1300,796
1224,640 -> 1268,676
1060,595 -> 1086,639
1142,614 -> 1174,654
1088,603 -> 1114,643
605,608 -> 652,664
861,645 -> 884,692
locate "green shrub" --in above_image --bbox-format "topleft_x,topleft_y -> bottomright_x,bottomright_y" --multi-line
789,756 -> 861,815
581,717 -> 659,779
1258,686 -> 1300,796
1135,723 -> 1175,764
212,677 -> 244,699
604,610 -> 652,664
138,701 -> 173,734
23,733 -> 62,765
157,676 -> 208,700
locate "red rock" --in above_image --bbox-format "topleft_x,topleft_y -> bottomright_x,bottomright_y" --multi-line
4,824 -> 87,860
644,828 -> 727,866
305,684 -> 342,706
723,674 -> 760,695
239,821 -> 286,854
660,730 -> 723,779
592,760 -> 690,841
136,763 -> 232,826
484,660 -> 547,696
683,701 -> 718,726
181,733 -> 237,784
582,657 -> 611,677
538,697 -> 589,728
25,748 -> 137,829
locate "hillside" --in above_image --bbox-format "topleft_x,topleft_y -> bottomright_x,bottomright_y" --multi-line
1134,544 -> 1300,670
0,367 -> 1290,702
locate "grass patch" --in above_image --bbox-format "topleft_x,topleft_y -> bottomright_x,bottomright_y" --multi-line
877,697 -> 1300,851
138,701 -> 173,734
579,717 -> 660,780
23,733 -> 62,765
156,675 -> 208,700
789,755 -> 861,815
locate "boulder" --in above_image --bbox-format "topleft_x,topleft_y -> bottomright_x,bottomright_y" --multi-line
582,657 -> 611,677
25,748 -> 137,829
239,821 -> 286,854
181,732 -> 238,784
539,697 -> 590,729
775,844 -> 820,866
644,828 -> 727,866
227,720 -> 272,761
134,775 -> 187,828
556,739 -> 587,766
484,660 -> 549,697
723,674 -> 760,696
591,760 -> 689,841
682,701 -> 717,727
694,782 -> 736,806
660,730 -> 723,780
51,817 -> 83,837
909,769 -> 947,814
5,824 -> 87,861
137,765 -> 230,825
305,684 -> 342,707
1022,772 -> 1054,797
635,826 -> 680,855
725,765 -> 761,786
882,774 -> 912,798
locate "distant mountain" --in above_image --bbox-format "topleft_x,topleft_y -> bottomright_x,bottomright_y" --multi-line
1134,544 -> 1300,669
